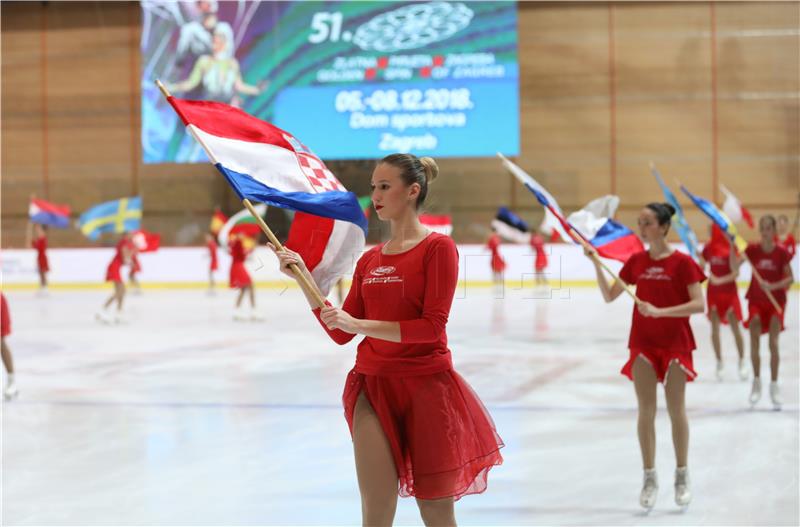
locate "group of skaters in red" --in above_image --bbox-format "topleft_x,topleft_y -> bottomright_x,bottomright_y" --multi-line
6,153 -> 797,520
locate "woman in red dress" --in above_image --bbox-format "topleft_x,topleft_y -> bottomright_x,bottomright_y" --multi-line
486,228 -> 506,296
530,229 -> 549,289
205,232 -> 219,294
1,293 -> 18,399
96,233 -> 133,324
229,233 -> 258,320
587,202 -> 705,511
269,154 -> 503,526
699,224 -> 746,381
744,215 -> 794,409
28,223 -> 49,293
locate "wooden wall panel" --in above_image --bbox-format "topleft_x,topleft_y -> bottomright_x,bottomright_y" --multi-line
1,1 -> 797,247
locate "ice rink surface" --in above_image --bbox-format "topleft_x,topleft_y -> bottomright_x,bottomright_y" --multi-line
2,285 -> 798,525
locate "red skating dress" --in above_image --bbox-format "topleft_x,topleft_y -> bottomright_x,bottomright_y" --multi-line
313,233 -> 503,500
1,293 -> 10,338
744,243 -> 792,334
487,233 -> 506,273
530,232 -> 548,272
32,236 -> 49,273
619,250 -> 706,383
208,239 -> 219,271
776,233 -> 796,259
105,238 -> 131,283
702,231 -> 742,324
228,238 -> 252,289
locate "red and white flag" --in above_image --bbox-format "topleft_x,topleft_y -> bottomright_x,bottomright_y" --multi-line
166,97 -> 367,296
720,184 -> 754,228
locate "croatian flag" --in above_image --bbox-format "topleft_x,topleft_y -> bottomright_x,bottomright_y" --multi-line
29,198 -> 71,228
681,185 -> 748,254
719,184 -> 755,229
167,97 -> 367,296
497,153 -> 571,242
567,195 -> 644,262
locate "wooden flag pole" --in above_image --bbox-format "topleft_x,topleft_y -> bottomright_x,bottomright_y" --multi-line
154,79 -> 327,308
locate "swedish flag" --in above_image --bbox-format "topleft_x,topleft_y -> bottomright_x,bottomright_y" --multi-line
78,197 -> 142,240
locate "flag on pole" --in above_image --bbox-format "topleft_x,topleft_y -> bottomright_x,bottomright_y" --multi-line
131,229 -> 161,252
567,196 -> 644,262
719,184 -> 755,229
166,97 -> 366,296
498,153 -> 571,242
29,198 -> 71,228
491,207 -> 530,244
210,209 -> 228,235
650,164 -> 699,259
357,196 -> 372,219
217,204 -> 267,252
680,185 -> 748,253
78,197 -> 142,240
419,214 -> 453,236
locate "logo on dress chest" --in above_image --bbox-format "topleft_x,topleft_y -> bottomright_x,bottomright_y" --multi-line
641,266 -> 671,281
364,265 -> 403,285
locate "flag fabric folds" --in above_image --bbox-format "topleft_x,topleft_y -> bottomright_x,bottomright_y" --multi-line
650,165 -> 699,259
131,229 -> 161,252
166,97 -> 366,296
78,197 -> 142,240
419,214 -> 453,236
29,198 -> 71,229
491,207 -> 530,244
567,196 -> 644,263
680,185 -> 748,254
720,184 -> 755,229
498,154 -> 571,243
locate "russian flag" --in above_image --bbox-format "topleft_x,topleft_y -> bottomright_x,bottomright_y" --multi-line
533,189 -> 643,263
681,185 -> 748,254
166,97 -> 367,296
29,198 -> 71,228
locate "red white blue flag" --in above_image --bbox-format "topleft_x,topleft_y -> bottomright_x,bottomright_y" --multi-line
166,97 -> 367,295
29,198 -> 71,228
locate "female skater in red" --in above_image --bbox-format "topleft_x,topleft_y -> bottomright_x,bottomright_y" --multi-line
96,233 -> 133,324
486,227 -> 506,296
744,215 -> 794,409
229,233 -> 259,320
699,224 -> 746,381
587,202 -> 705,511
269,154 -> 503,526
205,232 -> 219,294
530,229 -> 549,289
1,293 -> 18,399
28,223 -> 49,293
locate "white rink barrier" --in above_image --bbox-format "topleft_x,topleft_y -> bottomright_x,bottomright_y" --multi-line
2,244 -> 798,288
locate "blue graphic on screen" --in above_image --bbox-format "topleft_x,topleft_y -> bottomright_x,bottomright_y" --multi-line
141,1 -> 519,162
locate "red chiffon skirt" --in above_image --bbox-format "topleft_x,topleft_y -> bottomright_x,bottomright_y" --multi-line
229,262 -> 252,289
490,254 -> 506,273
105,260 -> 122,283
706,289 -> 742,324
37,254 -> 49,273
622,348 -> 697,384
745,300 -> 786,335
343,368 -> 504,501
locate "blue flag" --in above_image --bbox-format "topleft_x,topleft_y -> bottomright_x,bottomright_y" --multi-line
650,166 -> 699,260
78,197 -> 142,240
